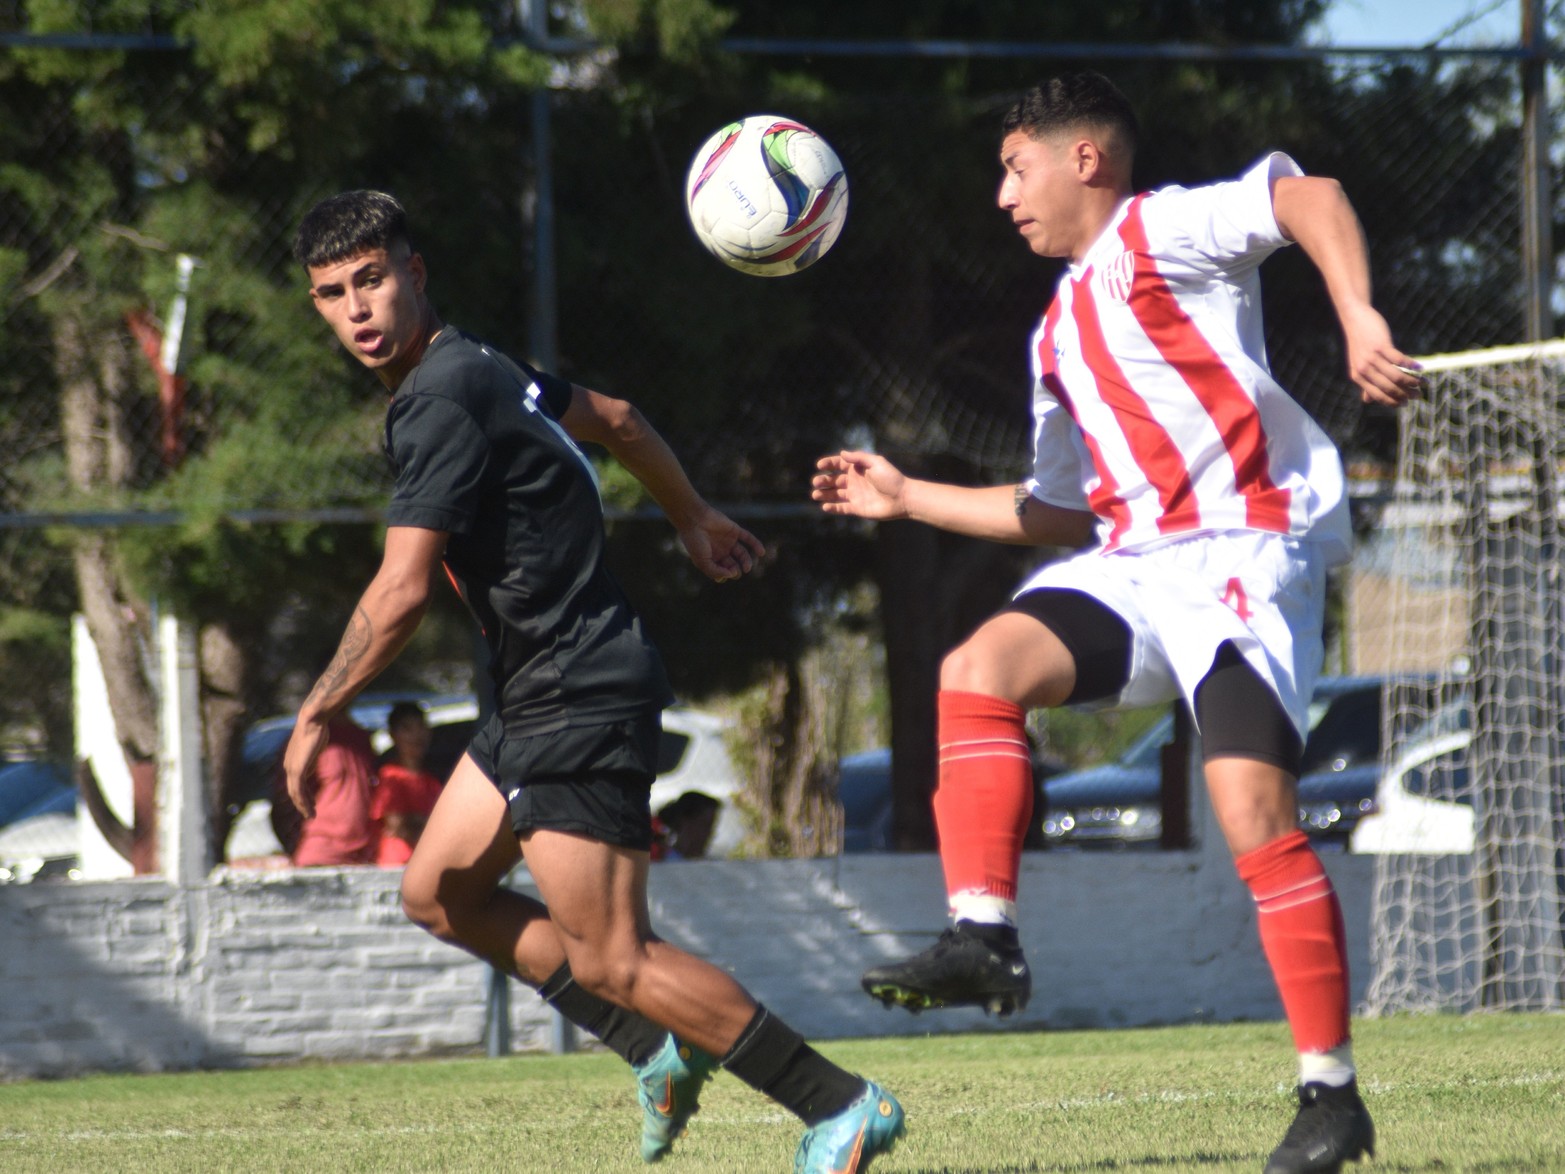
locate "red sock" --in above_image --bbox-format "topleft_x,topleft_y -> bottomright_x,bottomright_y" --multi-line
931,690 -> 1032,907
1236,829 -> 1351,1053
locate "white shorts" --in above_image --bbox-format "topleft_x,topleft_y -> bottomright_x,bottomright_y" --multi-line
1014,530 -> 1328,737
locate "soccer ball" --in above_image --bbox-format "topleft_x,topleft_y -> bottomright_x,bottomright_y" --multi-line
684,115 -> 849,276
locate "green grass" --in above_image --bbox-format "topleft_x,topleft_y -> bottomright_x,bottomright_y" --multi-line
2,1015 -> 1564,1172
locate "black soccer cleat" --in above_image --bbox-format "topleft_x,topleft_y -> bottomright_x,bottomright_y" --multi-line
861,923 -> 1031,1018
1264,1080 -> 1376,1174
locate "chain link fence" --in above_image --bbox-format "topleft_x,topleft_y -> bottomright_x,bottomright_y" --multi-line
0,32 -> 1551,876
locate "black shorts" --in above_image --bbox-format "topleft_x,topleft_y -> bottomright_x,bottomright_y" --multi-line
467,710 -> 662,850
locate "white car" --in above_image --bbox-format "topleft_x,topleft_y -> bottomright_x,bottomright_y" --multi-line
0,811 -> 81,883
1350,698 -> 1476,854
228,701 -> 748,861
649,706 -> 748,858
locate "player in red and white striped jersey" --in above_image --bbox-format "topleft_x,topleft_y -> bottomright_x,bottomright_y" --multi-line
813,72 -> 1421,1174
1029,149 -> 1353,559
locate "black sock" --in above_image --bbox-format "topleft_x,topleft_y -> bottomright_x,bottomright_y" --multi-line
956,919 -> 1020,952
536,962 -> 669,1068
720,1005 -> 864,1125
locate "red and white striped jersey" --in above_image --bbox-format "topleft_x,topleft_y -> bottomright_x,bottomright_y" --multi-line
1023,152 -> 1351,563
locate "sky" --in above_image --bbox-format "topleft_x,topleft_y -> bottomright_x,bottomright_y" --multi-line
1313,0 -> 1525,48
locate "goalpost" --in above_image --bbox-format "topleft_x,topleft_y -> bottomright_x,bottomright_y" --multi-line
1362,339 -> 1565,1015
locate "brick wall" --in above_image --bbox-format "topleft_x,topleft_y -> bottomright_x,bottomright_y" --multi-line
0,849 -> 1375,1079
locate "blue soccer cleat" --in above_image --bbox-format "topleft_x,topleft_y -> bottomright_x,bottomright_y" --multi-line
794,1080 -> 906,1174
635,1034 -> 717,1163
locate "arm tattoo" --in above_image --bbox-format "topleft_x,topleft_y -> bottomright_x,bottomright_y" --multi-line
309,605 -> 373,705
1014,484 -> 1031,517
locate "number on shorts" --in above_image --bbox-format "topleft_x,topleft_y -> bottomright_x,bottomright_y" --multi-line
1222,576 -> 1251,622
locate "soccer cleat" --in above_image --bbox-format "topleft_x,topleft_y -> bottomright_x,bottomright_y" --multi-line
794,1080 -> 905,1174
634,1034 -> 717,1163
1264,1080 -> 1376,1174
861,925 -> 1031,1017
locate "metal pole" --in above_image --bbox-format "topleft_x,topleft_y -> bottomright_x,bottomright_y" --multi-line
484,966 -> 512,1056
525,0 -> 559,375
1521,0 -> 1553,341
157,612 -> 209,884
477,625 -> 516,1056
519,0 -> 573,1056
1521,0 -> 1565,1006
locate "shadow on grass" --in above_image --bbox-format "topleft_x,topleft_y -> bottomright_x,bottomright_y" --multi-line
901,1154 -> 1257,1173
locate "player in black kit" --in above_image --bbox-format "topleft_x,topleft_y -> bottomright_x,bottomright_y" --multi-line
283,190 -> 903,1172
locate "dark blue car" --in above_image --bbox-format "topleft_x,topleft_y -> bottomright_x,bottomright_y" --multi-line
0,759 -> 76,829
836,745 -> 1065,853
1040,676 -> 1388,847
838,748 -> 894,853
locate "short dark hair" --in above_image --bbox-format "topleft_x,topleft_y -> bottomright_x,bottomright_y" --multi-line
387,700 -> 428,732
292,189 -> 413,270
1001,71 -> 1139,161
657,790 -> 720,822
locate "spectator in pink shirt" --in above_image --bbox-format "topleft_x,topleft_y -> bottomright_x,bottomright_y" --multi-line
291,714 -> 377,867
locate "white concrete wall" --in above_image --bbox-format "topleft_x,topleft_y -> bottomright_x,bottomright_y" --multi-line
0,849 -> 1375,1079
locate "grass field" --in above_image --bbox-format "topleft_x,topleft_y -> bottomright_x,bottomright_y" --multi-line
2,1014 -> 1563,1172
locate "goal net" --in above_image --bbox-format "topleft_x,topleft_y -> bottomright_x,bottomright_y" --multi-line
1361,340 -> 1565,1015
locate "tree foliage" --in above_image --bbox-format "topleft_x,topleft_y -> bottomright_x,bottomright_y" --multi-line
0,0 -> 1537,856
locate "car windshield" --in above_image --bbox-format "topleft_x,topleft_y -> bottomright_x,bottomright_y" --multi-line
1117,681 -> 1386,775
1121,714 -> 1175,768
1298,685 -> 1382,774
1406,694 -> 1473,744
1400,748 -> 1476,805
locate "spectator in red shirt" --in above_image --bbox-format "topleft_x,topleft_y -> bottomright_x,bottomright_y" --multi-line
291,714 -> 377,867
371,700 -> 444,867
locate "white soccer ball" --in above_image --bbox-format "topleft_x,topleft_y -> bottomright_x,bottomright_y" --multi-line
684,115 -> 849,276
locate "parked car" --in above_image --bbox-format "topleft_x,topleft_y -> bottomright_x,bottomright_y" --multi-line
1037,713 -> 1175,846
0,758 -> 75,829
232,691 -> 478,809
835,745 -> 1066,854
0,759 -> 79,884
0,811 -> 79,884
1350,694 -> 1476,854
1,698 -> 752,878
1039,676 -> 1390,848
648,706 -> 749,858
228,697 -> 749,860
837,748 -> 894,853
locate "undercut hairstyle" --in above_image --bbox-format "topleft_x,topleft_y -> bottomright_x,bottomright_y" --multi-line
1001,71 -> 1139,167
292,189 -> 413,270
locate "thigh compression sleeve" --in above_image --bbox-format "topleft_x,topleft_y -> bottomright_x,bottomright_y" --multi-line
1194,641 -> 1303,774
1001,588 -> 1132,705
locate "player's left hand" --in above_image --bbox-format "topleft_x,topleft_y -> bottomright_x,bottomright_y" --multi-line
678,507 -> 765,582
1342,302 -> 1424,407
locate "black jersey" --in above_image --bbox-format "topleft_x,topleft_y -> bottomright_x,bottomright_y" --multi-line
383,329 -> 673,735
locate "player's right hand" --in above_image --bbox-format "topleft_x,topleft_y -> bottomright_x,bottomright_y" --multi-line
282,716 -> 329,819
677,506 -> 765,583
812,450 -> 909,520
